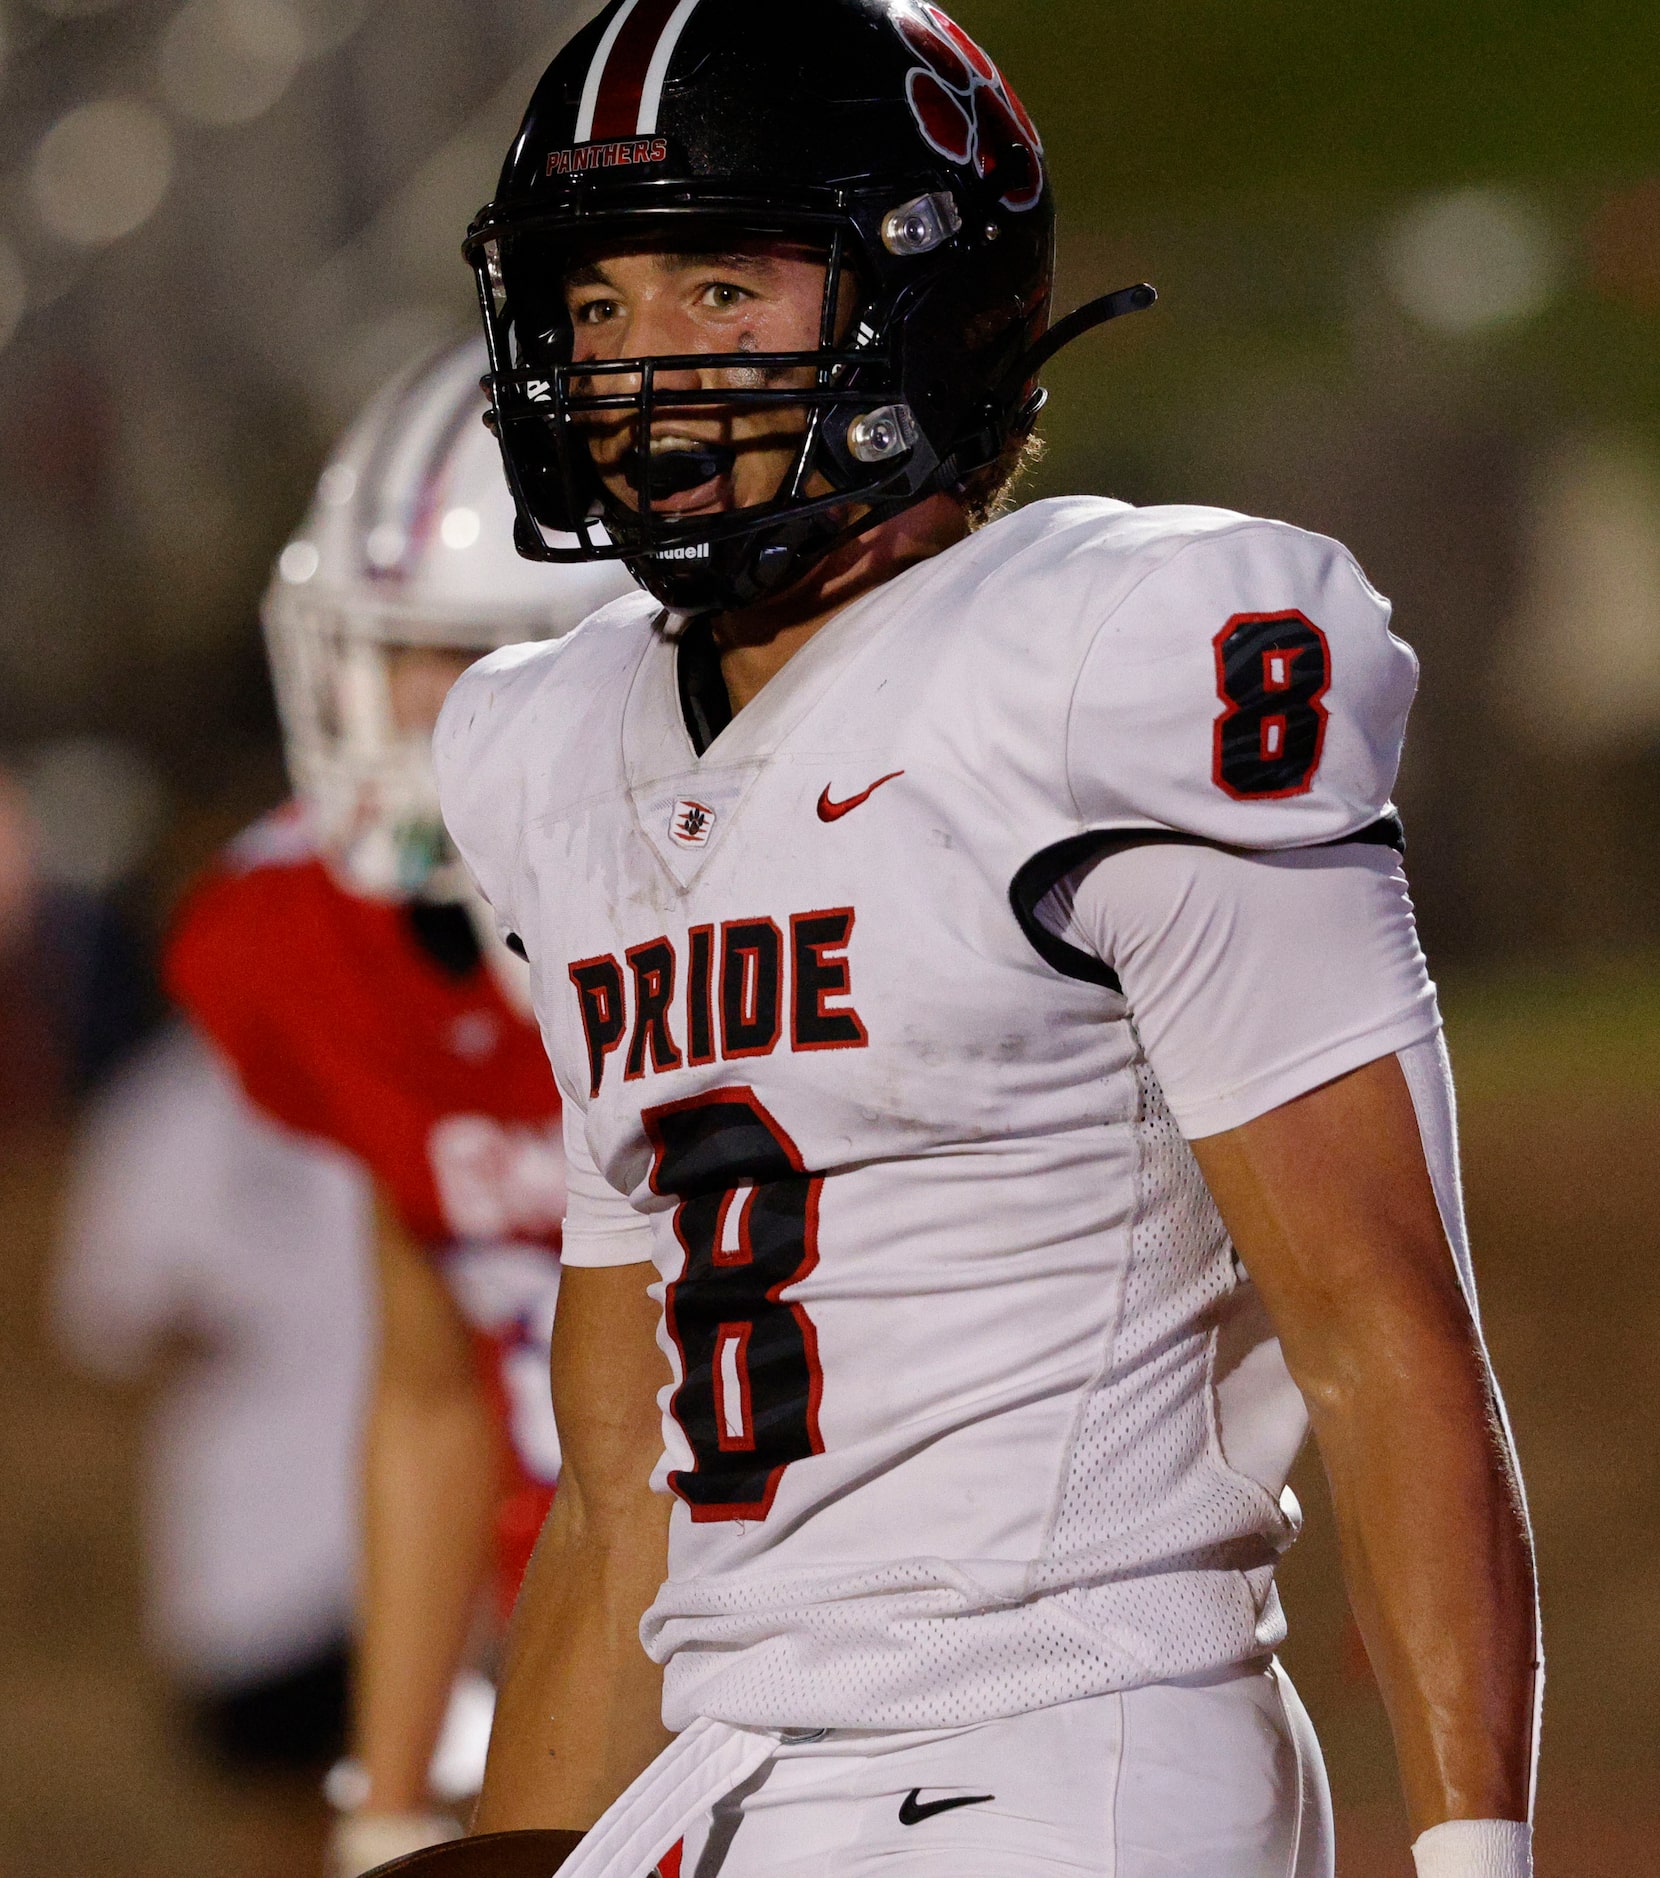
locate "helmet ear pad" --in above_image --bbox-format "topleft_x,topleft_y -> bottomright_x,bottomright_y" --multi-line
886,231 -> 1055,486
495,400 -> 603,540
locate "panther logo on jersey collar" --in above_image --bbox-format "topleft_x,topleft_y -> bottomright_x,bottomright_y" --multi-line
670,798 -> 717,847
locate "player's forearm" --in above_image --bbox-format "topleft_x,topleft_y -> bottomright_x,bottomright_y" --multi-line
1194,1056 -> 1540,1841
357,1381 -> 501,1814
474,1475 -> 672,1833
1303,1323 -> 1538,1834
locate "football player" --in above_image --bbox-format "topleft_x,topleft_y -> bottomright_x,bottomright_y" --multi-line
166,340 -> 635,1877
430,5 -> 1541,1876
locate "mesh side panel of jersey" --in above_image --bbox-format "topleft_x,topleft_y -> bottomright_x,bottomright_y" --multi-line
1039,1062 -> 1292,1655
655,1559 -> 1288,1731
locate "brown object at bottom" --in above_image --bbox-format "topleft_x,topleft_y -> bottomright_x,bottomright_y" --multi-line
366,1831 -> 587,1876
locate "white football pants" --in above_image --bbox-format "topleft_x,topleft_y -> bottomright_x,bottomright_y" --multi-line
670,1660 -> 1332,1877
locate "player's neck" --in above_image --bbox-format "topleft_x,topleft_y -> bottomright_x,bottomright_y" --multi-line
711,494 -> 970,713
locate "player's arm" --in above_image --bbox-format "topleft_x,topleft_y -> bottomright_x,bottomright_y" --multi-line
351,1192 -> 501,1832
1056,825 -> 1540,1873
436,648 -> 674,1833
473,1259 -> 672,1832
1191,1059 -> 1537,1838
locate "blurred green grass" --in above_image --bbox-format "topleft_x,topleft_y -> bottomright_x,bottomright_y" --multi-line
1441,957 -> 1660,1102
958,1 -> 1660,205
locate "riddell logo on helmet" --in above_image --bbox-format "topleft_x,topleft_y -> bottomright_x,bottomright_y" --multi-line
547,136 -> 669,177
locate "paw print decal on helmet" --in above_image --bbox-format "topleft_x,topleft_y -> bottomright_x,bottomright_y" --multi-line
896,3 -> 1045,213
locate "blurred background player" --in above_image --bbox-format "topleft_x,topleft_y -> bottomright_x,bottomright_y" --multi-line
165,339 -> 636,1876
54,1019 -> 369,1810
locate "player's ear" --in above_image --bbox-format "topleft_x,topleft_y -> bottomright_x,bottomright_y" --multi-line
363,1829 -> 586,1876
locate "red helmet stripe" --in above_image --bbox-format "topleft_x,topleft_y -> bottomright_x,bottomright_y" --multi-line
578,0 -> 695,144
636,0 -> 707,134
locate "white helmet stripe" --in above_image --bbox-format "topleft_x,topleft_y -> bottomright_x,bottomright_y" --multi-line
395,389 -> 478,580
354,347 -> 477,585
635,0 -> 706,134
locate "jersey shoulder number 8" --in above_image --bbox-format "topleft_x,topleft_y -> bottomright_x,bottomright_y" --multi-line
1212,609 -> 1332,800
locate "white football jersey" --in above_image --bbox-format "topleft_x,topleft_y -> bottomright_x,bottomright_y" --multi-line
435,497 -> 1420,1732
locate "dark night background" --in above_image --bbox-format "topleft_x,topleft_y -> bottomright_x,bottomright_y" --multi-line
0,3 -> 1654,1871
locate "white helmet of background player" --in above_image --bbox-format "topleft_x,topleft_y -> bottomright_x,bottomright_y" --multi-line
263,337 -> 636,901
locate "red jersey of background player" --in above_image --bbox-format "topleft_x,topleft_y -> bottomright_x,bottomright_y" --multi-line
166,805 -> 564,1606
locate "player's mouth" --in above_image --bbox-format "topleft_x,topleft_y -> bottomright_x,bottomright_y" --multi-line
621,432 -> 738,514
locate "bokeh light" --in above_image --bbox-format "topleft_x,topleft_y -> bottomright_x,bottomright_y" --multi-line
278,539 -> 320,583
0,6 -> 1657,1866
365,521 -> 404,568
30,99 -> 175,248
318,463 -> 358,507
439,506 -> 480,551
159,0 -> 305,128
1383,186 -> 1562,334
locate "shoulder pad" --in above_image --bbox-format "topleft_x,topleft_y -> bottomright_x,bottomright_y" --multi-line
434,597 -> 655,929
1066,515 -> 1416,847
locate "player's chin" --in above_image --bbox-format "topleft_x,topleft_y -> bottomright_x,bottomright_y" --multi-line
601,472 -> 737,518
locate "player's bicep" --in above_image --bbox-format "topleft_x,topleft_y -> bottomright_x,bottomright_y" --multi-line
548,1263 -> 668,1527
550,1104 -> 664,1522
1189,1052 -> 1480,1400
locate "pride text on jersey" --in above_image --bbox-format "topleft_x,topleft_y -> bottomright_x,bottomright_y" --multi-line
570,907 -> 868,1096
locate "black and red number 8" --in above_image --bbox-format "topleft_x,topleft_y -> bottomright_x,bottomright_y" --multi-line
643,1087 -> 823,1522
1212,610 -> 1331,800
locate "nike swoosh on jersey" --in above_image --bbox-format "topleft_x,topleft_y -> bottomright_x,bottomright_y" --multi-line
816,770 -> 905,822
898,1788 -> 996,1825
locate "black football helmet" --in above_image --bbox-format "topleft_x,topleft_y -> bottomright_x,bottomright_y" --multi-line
463,0 -> 1153,612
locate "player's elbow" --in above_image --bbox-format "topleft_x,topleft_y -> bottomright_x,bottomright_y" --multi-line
1277,1258 -> 1491,1433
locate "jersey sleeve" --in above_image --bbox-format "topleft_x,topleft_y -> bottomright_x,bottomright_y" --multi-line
559,1098 -> 656,1268
1066,519 -> 1418,849
1043,841 -> 1440,1137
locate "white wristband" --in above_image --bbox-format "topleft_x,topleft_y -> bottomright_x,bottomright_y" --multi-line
1412,1819 -> 1532,1878
327,1811 -> 464,1878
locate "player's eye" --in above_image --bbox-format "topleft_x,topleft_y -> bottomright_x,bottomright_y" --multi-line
571,294 -> 620,326
699,280 -> 754,312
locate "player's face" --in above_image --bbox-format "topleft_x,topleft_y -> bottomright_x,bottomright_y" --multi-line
562,238 -> 848,518
385,646 -> 475,736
